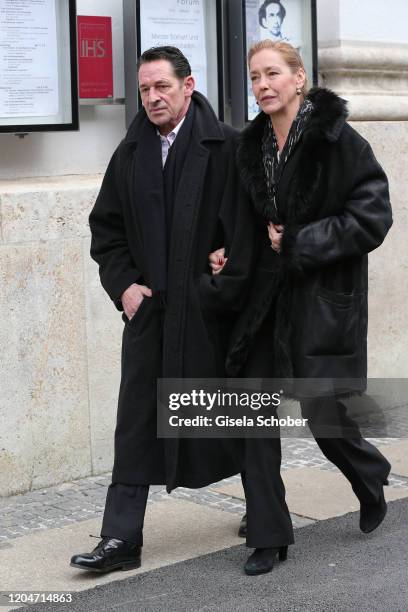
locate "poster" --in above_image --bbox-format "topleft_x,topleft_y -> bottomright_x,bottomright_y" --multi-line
245,0 -> 305,120
246,0 -> 302,47
77,16 -> 113,99
139,0 -> 208,95
0,0 -> 59,117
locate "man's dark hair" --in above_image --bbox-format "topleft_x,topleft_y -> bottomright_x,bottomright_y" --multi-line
258,0 -> 286,27
137,46 -> 191,79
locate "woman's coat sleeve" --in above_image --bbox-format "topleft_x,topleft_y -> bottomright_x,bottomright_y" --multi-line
280,142 -> 393,274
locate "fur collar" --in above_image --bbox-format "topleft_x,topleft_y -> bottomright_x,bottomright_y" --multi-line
305,87 -> 349,143
240,87 -> 348,147
236,87 -> 348,221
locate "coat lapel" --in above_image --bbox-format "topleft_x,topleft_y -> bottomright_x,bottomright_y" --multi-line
167,92 -> 224,306
167,138 -> 209,272
132,118 -> 168,292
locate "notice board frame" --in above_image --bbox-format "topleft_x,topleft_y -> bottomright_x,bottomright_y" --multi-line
0,0 -> 79,134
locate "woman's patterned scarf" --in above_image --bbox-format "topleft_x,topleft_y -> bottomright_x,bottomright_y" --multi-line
262,98 -> 314,221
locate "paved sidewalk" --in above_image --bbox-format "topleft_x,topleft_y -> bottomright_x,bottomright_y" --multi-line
0,437 -> 407,611
1,438 -> 406,544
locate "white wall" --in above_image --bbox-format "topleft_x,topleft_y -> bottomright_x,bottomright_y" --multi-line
0,106 -> 125,180
317,0 -> 408,45
339,0 -> 408,44
316,0 -> 340,44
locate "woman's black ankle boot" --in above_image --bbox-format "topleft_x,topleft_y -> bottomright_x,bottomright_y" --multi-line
244,545 -> 288,576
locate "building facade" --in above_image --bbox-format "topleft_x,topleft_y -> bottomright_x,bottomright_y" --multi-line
0,0 -> 407,496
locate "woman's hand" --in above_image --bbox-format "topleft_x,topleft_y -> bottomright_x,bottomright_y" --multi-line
268,223 -> 284,253
208,247 -> 228,275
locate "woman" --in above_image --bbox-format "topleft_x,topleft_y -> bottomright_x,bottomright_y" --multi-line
210,40 -> 393,575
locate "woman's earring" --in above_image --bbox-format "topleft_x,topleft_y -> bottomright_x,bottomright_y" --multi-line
296,87 -> 302,95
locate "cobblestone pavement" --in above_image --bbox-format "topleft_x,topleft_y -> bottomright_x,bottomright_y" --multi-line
0,437 -> 407,545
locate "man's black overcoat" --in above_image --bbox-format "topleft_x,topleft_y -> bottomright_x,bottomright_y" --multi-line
89,92 -> 254,492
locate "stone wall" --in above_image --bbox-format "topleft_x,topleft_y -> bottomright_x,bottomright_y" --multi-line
318,40 -> 408,374
0,176 -> 121,497
319,42 -> 408,120
355,123 -> 408,377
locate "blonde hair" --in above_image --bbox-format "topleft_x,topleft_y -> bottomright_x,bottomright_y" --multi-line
248,40 -> 309,97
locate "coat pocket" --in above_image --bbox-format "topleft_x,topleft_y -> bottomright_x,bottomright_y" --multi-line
306,289 -> 360,356
121,296 -> 151,334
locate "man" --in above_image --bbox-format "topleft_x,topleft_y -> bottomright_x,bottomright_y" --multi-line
259,0 -> 288,42
70,46 -> 254,573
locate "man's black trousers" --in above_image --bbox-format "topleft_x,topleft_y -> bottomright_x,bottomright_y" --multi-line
101,483 -> 149,546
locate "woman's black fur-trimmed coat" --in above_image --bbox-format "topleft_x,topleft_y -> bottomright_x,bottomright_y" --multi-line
226,88 -> 393,395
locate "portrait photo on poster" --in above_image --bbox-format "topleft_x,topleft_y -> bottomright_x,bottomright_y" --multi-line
258,0 -> 302,44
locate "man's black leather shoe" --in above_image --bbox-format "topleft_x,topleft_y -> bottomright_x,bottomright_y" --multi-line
238,514 -> 247,538
360,482 -> 388,533
244,545 -> 288,576
70,537 -> 141,573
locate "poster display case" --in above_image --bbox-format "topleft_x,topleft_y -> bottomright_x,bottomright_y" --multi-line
123,0 -> 224,126
244,0 -> 317,120
0,0 -> 78,133
138,0 -> 222,116
228,0 -> 317,127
